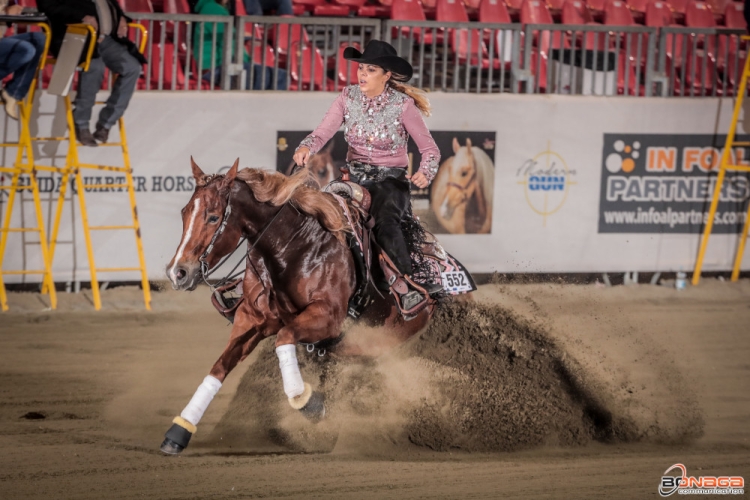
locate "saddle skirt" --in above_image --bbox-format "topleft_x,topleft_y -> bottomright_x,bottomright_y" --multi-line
323,179 -> 477,320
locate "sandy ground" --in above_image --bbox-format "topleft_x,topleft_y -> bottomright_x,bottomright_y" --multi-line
0,279 -> 748,499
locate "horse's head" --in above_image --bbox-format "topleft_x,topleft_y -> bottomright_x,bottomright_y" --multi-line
439,138 -> 478,220
307,141 -> 337,187
166,157 -> 242,291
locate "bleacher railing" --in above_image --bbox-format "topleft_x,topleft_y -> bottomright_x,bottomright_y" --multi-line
383,20 -> 523,93
520,24 -> 658,96
107,13 -> 750,97
129,12 -> 234,91
233,15 -> 381,92
655,26 -> 748,97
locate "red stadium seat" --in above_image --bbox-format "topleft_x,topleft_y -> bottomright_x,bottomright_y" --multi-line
667,0 -> 689,22
547,0 -> 566,19
391,0 -> 434,44
562,0 -> 595,22
604,0 -> 635,23
645,0 -> 674,25
705,0 -> 729,23
586,0 -> 607,20
685,0 -> 716,25
289,44 -> 335,91
293,0 -> 328,12
625,0 -> 649,22
119,0 -> 154,11
15,0 -> 36,6
521,0 -> 555,22
437,0 -> 470,20
392,0 -> 427,20
358,0 -> 392,17
270,22 -> 310,65
479,0 -> 512,21
724,1 -> 746,28
313,1 -> 352,15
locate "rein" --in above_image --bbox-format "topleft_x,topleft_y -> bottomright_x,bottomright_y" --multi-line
199,194 -> 289,290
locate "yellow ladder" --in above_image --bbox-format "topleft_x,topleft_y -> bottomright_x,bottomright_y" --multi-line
42,24 -> 151,310
693,34 -> 750,284
0,23 -> 56,311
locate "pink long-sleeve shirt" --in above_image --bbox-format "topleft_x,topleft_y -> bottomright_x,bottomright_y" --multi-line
297,85 -> 440,183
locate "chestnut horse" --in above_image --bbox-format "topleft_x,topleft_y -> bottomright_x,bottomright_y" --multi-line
160,158 -> 434,455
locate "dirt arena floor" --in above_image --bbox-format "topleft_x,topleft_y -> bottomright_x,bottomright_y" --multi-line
1,279 -> 748,499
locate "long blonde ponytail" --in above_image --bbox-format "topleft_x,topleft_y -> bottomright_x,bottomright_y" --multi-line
389,79 -> 432,117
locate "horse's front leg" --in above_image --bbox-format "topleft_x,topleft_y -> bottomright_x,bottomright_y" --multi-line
274,300 -> 343,421
160,301 -> 276,455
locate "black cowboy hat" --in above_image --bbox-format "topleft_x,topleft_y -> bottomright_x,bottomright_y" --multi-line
343,40 -> 413,82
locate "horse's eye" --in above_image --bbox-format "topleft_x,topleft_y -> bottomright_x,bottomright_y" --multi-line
208,215 -> 220,224
461,171 -> 469,177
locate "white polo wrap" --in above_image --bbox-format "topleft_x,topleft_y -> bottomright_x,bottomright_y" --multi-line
276,344 -> 305,399
180,375 -> 222,426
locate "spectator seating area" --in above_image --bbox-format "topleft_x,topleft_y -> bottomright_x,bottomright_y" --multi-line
6,0 -> 749,95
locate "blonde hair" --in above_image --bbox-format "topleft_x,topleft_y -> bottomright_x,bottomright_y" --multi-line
236,167 -> 348,241
389,77 -> 431,117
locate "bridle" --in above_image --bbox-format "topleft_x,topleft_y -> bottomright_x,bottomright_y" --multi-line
445,168 -> 477,204
198,190 -> 289,290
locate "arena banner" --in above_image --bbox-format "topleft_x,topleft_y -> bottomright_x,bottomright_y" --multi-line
1,91 -> 750,282
275,130 -> 496,234
599,134 -> 750,234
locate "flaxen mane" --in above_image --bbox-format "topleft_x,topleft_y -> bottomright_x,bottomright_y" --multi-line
236,168 -> 348,239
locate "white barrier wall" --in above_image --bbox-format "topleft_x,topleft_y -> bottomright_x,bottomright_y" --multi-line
1,91 -> 748,282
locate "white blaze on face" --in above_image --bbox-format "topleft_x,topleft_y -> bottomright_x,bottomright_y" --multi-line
169,198 -> 201,284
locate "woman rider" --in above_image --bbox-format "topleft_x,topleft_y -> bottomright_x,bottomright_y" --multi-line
293,40 -> 442,301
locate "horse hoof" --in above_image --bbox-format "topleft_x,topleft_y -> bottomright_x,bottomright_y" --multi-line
288,383 -> 326,423
160,419 -> 194,455
299,390 -> 326,423
160,437 -> 185,455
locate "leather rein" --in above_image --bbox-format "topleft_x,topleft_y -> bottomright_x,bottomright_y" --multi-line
199,192 -> 289,290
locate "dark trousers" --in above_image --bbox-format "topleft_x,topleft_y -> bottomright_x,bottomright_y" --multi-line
74,36 -> 141,130
362,177 -> 413,276
0,32 -> 46,100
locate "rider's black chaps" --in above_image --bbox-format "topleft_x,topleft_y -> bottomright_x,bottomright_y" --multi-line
360,176 -> 413,276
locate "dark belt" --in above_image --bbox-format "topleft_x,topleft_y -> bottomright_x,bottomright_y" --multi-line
347,162 -> 407,184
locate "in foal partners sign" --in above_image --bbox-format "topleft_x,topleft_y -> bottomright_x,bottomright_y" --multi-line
598,134 -> 750,234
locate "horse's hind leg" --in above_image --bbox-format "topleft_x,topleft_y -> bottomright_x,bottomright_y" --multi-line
274,300 -> 343,421
160,303 -> 273,455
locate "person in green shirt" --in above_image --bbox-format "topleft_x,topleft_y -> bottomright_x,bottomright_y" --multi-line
193,0 -> 286,90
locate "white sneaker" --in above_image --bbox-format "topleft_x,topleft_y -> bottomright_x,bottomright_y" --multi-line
1,89 -> 19,120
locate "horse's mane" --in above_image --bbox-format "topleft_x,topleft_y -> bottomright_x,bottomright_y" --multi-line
469,146 -> 495,209
236,167 -> 348,240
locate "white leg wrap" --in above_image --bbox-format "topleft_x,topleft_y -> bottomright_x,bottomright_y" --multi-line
276,344 -> 305,399
180,375 -> 222,427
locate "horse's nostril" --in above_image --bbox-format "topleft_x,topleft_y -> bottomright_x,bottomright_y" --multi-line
176,268 -> 187,281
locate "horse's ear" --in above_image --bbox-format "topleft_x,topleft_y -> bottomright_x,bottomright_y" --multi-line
221,158 -> 240,191
323,140 -> 335,153
452,137 -> 460,153
465,138 -> 473,157
191,156 -> 208,187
